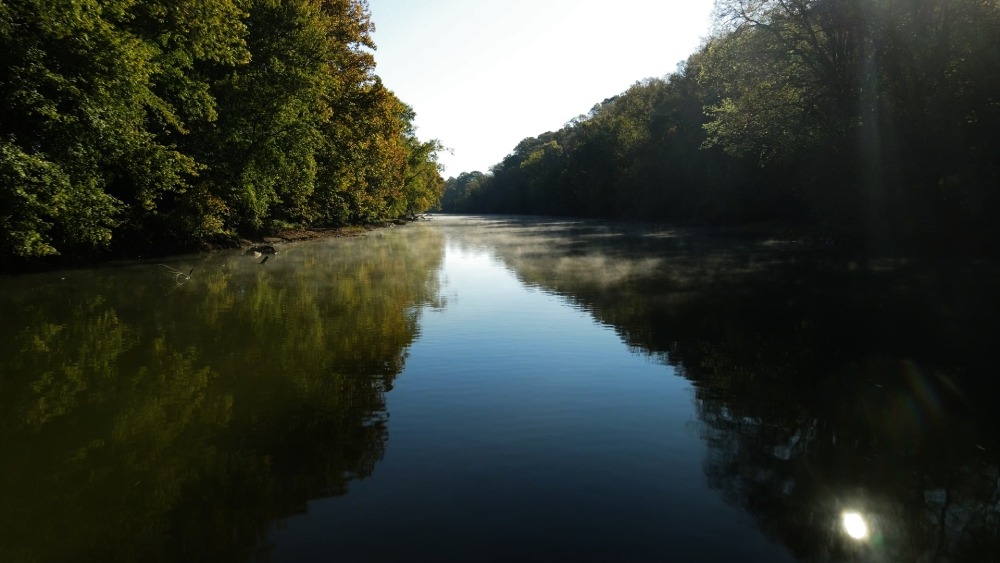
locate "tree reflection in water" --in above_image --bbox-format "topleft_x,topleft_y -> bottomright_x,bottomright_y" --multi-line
3,216 -> 998,561
455,216 -> 1000,562
0,227 -> 443,562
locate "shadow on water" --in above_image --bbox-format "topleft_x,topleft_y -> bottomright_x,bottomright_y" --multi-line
3,214 -> 998,561
0,227 -> 444,562
442,215 -> 1000,562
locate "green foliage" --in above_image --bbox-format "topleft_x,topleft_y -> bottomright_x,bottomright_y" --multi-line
403,135 -> 446,216
0,0 -> 443,266
440,171 -> 488,212
0,140 -> 121,259
444,75 -> 753,222
444,0 -> 1000,253
699,29 -> 820,162
701,0 -> 1000,242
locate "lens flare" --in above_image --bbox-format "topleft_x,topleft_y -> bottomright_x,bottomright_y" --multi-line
841,511 -> 870,540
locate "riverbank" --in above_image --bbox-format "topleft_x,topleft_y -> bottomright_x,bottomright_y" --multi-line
235,216 -> 433,252
237,225 -> 375,250
2,217 -> 430,276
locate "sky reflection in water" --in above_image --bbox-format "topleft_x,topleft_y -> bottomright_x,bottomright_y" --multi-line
271,235 -> 790,562
2,215 -> 998,562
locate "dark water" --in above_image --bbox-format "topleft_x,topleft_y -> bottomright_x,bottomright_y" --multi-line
2,215 -> 998,562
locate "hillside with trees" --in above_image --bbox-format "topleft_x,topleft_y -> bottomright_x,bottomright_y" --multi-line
0,0 -> 444,269
442,0 -> 1000,255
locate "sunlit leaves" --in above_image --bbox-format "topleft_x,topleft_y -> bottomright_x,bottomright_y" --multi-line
700,1 -> 847,162
0,140 -> 121,258
0,0 -> 443,263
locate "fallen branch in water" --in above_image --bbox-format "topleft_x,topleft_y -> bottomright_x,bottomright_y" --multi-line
159,264 -> 193,284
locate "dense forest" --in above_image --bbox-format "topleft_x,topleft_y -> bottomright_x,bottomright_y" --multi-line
441,0 -> 1000,254
0,0 -> 444,268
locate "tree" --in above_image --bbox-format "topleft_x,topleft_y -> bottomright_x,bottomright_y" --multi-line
0,0 -> 255,258
701,0 -> 1000,245
401,132 -> 445,217
702,0 -> 872,160
440,171 -> 488,212
0,0 -> 444,267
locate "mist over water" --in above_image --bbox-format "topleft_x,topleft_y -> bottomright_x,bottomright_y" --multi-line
2,215 -> 997,561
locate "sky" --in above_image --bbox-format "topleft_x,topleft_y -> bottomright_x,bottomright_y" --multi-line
366,0 -> 719,177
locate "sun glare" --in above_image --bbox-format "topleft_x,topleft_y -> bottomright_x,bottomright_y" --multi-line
841,511 -> 870,540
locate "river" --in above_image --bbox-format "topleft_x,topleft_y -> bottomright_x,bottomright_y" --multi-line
1,215 -> 997,562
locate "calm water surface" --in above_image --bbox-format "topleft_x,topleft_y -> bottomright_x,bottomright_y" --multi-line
2,215 -> 998,562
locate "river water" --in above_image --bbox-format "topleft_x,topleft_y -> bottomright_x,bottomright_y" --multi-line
1,215 -> 998,562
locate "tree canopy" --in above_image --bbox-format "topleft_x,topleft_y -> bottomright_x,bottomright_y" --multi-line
1,0 -> 444,266
442,0 -> 1000,255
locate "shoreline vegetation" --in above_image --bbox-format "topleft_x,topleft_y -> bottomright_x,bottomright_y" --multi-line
5,0 -> 999,274
440,0 -> 1000,259
2,215 -> 432,275
1,0 -> 445,274
236,214 -> 429,251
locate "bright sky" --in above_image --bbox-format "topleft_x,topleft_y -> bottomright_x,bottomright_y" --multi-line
367,0 -> 718,177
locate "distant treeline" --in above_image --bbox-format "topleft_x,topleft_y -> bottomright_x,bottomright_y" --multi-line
0,0 -> 443,266
442,0 -> 1000,254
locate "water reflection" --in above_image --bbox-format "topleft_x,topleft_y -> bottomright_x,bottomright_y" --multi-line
3,215 -> 999,561
0,227 -> 443,562
438,215 -> 1000,561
